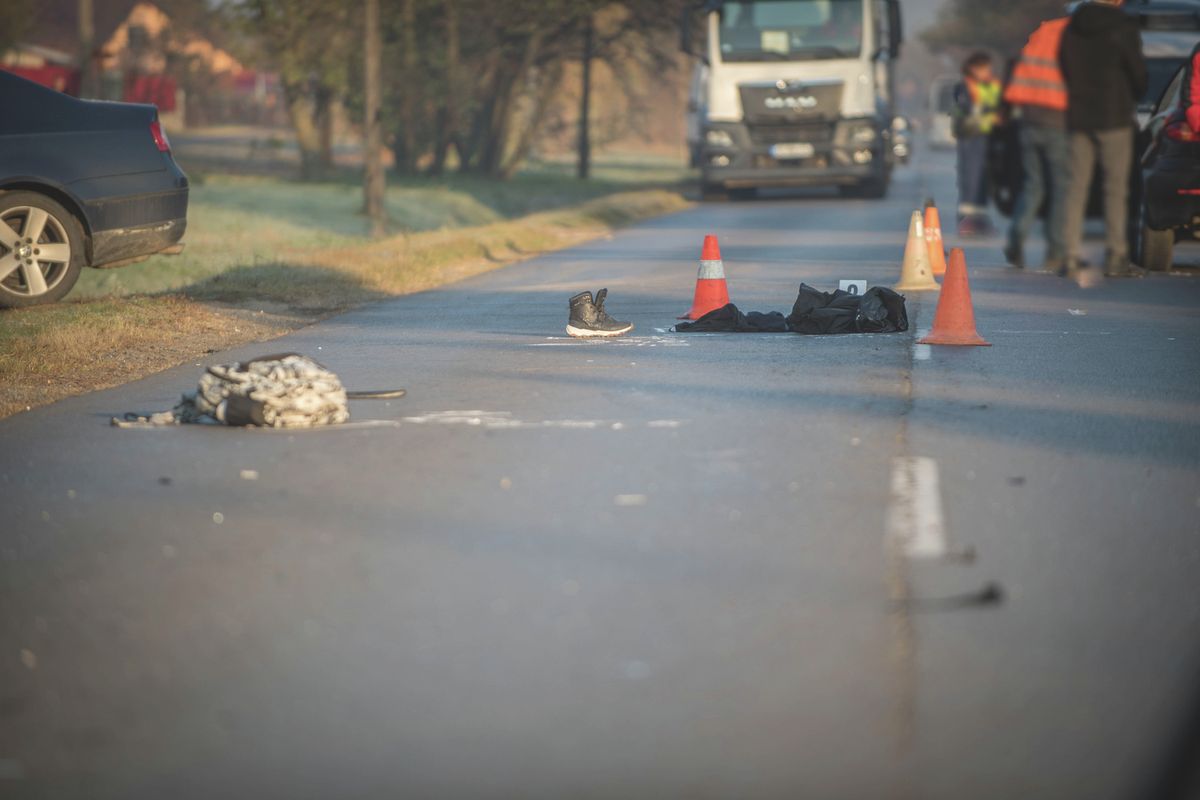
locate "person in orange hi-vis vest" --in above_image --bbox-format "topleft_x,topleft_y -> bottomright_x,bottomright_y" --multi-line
1003,16 -> 1070,273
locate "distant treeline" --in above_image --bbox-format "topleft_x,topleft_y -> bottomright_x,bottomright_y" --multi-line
234,0 -> 689,179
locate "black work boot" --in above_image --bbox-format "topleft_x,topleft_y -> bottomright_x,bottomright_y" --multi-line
566,289 -> 634,338
1003,240 -> 1024,269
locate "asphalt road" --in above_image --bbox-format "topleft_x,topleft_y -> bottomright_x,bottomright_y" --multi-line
3,149 -> 1199,799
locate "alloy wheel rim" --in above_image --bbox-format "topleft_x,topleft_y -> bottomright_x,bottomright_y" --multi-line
0,206 -> 72,297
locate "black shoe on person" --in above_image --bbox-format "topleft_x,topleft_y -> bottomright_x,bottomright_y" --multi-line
1003,242 -> 1025,269
566,289 -> 634,338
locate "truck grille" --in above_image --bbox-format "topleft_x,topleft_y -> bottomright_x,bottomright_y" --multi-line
748,122 -> 835,146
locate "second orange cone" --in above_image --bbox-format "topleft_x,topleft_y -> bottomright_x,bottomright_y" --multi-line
919,248 -> 990,347
924,202 -> 948,277
680,234 -> 731,320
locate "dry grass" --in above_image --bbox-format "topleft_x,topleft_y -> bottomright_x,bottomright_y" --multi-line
0,189 -> 689,419
0,297 -> 306,419
186,189 -> 689,308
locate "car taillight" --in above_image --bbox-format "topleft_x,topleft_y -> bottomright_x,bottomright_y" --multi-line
1165,121 -> 1200,143
150,119 -> 171,152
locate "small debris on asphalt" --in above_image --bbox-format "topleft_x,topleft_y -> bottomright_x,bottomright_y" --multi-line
240,470 -> 259,481
899,581 -> 1005,612
1068,309 -> 1087,316
614,494 -> 648,507
212,512 -> 225,525
158,477 -> 172,486
1008,476 -> 1026,487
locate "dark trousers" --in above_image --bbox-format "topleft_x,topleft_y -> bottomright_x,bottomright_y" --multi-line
1064,127 -> 1134,264
1008,122 -> 1069,264
956,135 -> 990,219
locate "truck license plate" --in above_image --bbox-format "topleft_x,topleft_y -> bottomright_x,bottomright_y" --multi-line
769,142 -> 815,160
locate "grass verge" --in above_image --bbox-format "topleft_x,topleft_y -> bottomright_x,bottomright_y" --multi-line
0,188 -> 689,420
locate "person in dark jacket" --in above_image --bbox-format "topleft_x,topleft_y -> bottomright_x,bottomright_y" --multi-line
1059,0 -> 1148,282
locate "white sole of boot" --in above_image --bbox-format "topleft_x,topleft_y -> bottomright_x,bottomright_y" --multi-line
565,324 -> 634,339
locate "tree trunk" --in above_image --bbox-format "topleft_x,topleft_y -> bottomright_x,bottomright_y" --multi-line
576,13 -> 594,180
316,85 -> 335,169
283,80 -> 324,180
430,0 -> 459,176
501,62 -> 564,179
477,32 -> 543,178
78,0 -> 96,98
397,0 -> 418,174
363,0 -> 386,237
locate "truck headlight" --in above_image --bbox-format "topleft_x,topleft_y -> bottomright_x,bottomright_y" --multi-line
705,129 -> 734,148
848,124 -> 877,145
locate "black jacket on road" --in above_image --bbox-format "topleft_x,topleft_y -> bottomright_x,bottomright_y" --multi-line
1060,3 -> 1147,132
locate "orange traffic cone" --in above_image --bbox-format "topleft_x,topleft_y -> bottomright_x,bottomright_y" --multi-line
918,248 -> 991,347
924,201 -> 948,277
680,234 -> 731,320
895,211 -> 940,292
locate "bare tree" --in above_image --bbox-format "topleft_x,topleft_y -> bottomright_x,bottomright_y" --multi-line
364,0 -> 386,237
576,11 -> 594,180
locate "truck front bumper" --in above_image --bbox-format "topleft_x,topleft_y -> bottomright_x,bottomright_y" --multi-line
700,118 -> 890,189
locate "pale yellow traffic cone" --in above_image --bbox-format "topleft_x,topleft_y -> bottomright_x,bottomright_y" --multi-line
895,210 -> 940,292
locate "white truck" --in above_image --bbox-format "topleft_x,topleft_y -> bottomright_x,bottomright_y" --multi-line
684,0 -> 904,199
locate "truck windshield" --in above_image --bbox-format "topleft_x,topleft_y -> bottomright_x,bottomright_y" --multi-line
718,0 -> 864,62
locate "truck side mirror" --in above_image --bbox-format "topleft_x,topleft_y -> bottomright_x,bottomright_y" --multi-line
887,0 -> 903,58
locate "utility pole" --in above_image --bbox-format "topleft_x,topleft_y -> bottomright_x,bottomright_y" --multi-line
576,12 -> 594,180
78,0 -> 96,98
363,0 -> 386,237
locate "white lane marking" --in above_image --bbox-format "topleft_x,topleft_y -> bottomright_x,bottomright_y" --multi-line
401,411 -> 688,431
887,456 -> 948,559
992,330 -> 1111,335
913,329 -> 931,361
529,336 -> 689,348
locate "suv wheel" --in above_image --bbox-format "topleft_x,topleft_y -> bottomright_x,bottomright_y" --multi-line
0,191 -> 84,309
1140,224 -> 1175,272
1137,199 -> 1175,272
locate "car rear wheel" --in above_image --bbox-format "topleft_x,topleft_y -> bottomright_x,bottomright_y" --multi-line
1139,223 -> 1175,272
0,191 -> 84,309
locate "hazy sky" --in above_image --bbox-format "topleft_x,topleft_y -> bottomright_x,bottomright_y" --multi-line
903,0 -> 944,34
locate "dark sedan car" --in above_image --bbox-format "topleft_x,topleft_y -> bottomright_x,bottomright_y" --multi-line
0,70 -> 188,308
1139,60 -> 1200,270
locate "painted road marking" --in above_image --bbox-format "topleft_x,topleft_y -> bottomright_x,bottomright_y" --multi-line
913,330 -> 931,361
888,456 -> 948,559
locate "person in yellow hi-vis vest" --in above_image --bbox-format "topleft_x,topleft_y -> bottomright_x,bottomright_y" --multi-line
952,52 -> 1003,237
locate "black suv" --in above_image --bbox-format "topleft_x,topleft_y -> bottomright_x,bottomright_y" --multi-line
1138,59 -> 1200,270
